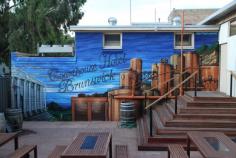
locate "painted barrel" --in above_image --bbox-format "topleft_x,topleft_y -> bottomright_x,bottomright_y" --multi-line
130,58 -> 142,75
183,52 -> 199,88
151,64 -> 158,91
120,71 -> 140,95
156,63 -> 171,95
108,89 -> 141,121
170,54 -> 179,69
108,89 -> 132,121
120,72 -> 130,88
120,102 -> 136,128
130,58 -> 142,90
5,109 -> 23,132
0,113 -> 6,132
201,66 -> 219,91
177,55 -> 185,72
183,52 -> 199,73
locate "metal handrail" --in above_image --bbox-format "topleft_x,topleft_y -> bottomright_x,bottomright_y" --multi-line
145,70 -> 198,110
230,71 -> 236,97
231,71 -> 236,79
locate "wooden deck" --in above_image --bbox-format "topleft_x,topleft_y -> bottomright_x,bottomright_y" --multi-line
137,91 -> 236,151
185,91 -> 228,98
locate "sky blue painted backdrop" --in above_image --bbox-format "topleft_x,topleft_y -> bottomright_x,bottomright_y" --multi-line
11,31 -> 218,107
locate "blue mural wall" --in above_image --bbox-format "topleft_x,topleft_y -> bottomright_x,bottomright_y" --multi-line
11,31 -> 218,107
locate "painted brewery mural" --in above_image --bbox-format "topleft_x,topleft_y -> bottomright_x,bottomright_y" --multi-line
11,32 -> 218,108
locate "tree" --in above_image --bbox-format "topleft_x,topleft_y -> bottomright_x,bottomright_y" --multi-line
0,0 -> 86,60
0,0 -> 12,63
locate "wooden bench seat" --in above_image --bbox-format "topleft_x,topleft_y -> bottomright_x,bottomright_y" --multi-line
8,145 -> 37,158
115,145 -> 128,158
48,145 -> 67,158
168,144 -> 188,158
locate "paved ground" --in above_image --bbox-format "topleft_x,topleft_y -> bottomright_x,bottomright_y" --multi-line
0,121 -> 202,158
25,112 -> 56,121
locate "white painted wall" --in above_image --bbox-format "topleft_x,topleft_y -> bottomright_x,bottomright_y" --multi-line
219,21 -> 236,97
227,35 -> 236,71
219,44 -> 230,94
219,22 -> 229,44
38,45 -> 73,54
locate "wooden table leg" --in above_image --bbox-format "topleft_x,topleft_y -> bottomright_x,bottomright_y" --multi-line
187,137 -> 190,157
34,146 -> 38,158
109,136 -> 112,158
14,137 -> 18,150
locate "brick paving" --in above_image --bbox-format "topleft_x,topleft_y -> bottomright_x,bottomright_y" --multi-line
0,121 -> 202,158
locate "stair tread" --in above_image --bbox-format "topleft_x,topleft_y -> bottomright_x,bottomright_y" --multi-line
181,107 -> 236,110
168,119 -> 236,123
177,113 -> 236,116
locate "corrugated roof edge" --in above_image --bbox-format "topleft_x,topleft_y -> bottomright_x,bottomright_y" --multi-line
199,1 -> 236,25
70,24 -> 219,32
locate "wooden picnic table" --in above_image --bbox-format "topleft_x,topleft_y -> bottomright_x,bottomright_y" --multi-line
187,131 -> 236,158
0,133 -> 19,150
61,132 -> 112,158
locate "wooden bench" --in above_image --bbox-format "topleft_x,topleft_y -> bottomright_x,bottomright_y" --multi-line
115,145 -> 128,158
8,145 -> 37,158
48,145 -> 67,158
168,144 -> 188,158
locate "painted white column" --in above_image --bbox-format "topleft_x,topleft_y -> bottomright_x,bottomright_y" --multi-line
23,80 -> 27,117
16,78 -> 20,109
11,77 -> 15,109
36,84 -> 40,112
43,87 -> 47,110
39,86 -> 43,111
28,82 -> 32,116
34,83 -> 37,113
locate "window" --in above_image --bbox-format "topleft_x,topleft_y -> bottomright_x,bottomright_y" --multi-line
230,19 -> 236,36
103,33 -> 122,49
174,33 -> 194,49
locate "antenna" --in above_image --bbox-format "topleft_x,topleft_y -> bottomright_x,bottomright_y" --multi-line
154,8 -> 158,31
154,8 -> 157,23
130,0 -> 132,24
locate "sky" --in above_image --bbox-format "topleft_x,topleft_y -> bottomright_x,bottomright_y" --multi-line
78,0 -> 233,25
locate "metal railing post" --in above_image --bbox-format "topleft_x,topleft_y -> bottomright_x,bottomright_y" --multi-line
230,73 -> 233,97
144,93 -> 147,115
175,93 -> 178,115
166,82 -> 169,103
149,106 -> 153,137
194,74 -> 197,97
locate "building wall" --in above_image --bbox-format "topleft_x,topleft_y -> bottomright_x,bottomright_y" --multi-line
11,31 -> 218,107
219,21 -> 236,96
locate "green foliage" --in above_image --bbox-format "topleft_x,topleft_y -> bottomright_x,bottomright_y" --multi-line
47,101 -> 66,111
48,110 -> 72,121
47,101 -> 72,121
196,43 -> 219,55
0,0 -> 86,62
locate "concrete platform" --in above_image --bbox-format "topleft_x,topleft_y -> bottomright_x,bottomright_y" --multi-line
0,121 -> 202,158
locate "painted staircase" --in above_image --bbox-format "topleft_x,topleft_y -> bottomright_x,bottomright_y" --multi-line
137,91 -> 236,151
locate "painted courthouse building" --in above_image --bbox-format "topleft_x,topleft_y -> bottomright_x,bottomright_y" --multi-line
200,0 -> 236,97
